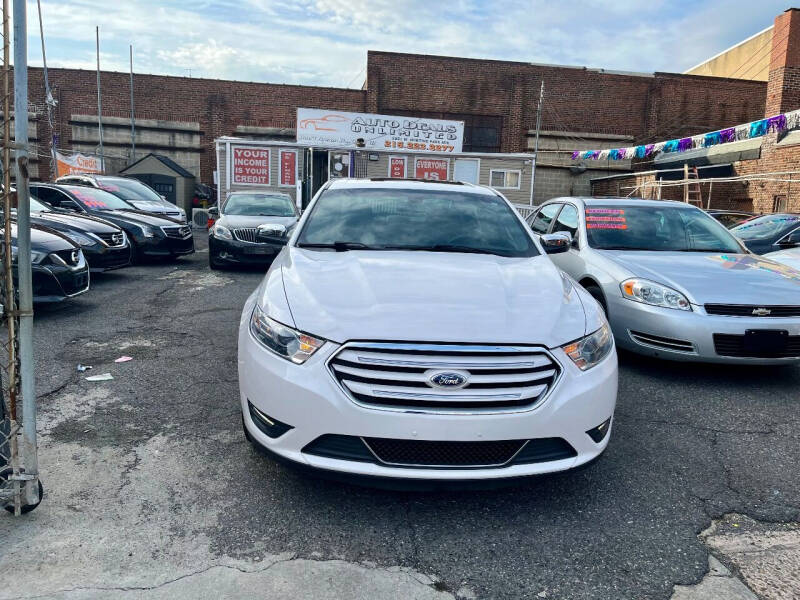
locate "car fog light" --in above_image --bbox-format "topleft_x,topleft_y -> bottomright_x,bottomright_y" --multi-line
248,402 -> 293,439
586,418 -> 612,443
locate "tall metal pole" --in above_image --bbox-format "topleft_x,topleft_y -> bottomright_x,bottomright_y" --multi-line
95,26 -> 103,171
530,80 -> 544,206
14,0 -> 39,506
36,0 -> 56,179
129,45 -> 135,162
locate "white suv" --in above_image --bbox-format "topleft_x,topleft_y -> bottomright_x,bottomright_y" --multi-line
238,179 -> 618,483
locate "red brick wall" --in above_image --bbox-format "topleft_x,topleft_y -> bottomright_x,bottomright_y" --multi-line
20,67 -> 367,185
16,50 -> 767,186
367,51 -> 766,153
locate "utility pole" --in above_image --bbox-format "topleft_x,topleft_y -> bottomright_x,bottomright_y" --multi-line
36,0 -> 56,179
530,80 -> 544,206
129,45 -> 135,162
13,0 -> 39,508
95,26 -> 104,171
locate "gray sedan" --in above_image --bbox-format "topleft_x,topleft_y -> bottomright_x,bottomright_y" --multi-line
526,197 -> 800,364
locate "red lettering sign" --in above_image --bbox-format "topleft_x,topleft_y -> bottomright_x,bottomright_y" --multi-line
280,150 -> 296,186
389,157 -> 406,178
232,146 -> 270,185
415,158 -> 448,181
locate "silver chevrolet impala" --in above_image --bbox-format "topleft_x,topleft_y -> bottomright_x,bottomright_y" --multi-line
526,197 -> 800,364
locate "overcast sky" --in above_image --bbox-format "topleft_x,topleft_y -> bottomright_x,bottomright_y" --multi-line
22,0 -> 789,87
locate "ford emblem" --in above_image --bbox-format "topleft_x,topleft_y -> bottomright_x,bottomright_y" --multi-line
428,371 -> 468,389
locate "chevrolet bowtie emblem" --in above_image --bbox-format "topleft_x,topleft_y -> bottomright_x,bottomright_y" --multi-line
752,307 -> 771,316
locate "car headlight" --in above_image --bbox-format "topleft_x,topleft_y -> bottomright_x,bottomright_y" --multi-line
562,322 -> 614,371
250,304 -> 324,364
64,231 -> 96,247
11,247 -> 48,264
139,224 -> 156,238
212,224 -> 232,240
620,278 -> 691,311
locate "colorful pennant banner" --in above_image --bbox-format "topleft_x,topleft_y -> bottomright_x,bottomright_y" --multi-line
570,109 -> 800,161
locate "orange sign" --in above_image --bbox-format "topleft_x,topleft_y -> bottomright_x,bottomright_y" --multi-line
56,151 -> 102,177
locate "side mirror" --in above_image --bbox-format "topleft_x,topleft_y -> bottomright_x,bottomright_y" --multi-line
257,224 -> 287,239
540,232 -> 572,254
778,230 -> 800,247
208,206 -> 219,217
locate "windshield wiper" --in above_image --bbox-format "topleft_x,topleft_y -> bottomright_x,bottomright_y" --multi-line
381,244 -> 509,256
676,248 -> 736,253
297,241 -> 378,252
597,246 -> 654,251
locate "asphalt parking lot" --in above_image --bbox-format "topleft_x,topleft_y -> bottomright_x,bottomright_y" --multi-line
1,231 -> 798,600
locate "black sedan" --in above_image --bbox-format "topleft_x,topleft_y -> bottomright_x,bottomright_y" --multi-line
705,209 -> 756,229
208,191 -> 298,269
26,196 -> 131,272
730,213 -> 800,254
10,223 -> 91,302
30,184 -> 194,261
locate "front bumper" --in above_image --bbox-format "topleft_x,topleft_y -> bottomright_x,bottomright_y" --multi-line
209,235 -> 285,265
31,262 -> 90,303
608,295 -> 800,364
136,231 -> 194,257
238,302 -> 618,481
84,242 -> 132,272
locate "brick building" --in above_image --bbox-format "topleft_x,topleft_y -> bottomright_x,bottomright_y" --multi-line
14,41 -> 766,203
592,8 -> 800,214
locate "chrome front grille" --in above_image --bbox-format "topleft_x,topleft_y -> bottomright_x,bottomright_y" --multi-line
162,225 -> 192,239
233,228 -> 259,243
328,343 -> 560,414
97,231 -> 125,247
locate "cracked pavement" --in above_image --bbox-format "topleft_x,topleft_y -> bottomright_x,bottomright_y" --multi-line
1,232 -> 799,599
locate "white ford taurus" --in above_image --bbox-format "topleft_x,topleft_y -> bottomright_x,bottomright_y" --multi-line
238,179 -> 618,483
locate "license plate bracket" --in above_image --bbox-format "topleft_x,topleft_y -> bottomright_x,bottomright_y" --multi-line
743,329 -> 788,355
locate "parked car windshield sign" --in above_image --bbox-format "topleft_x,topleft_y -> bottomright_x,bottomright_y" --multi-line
585,204 -> 742,252
224,193 -> 296,216
66,186 -> 136,211
731,214 -> 800,241
96,178 -> 163,203
298,188 -> 539,257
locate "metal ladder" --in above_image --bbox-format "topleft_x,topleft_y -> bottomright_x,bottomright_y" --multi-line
683,164 -> 703,207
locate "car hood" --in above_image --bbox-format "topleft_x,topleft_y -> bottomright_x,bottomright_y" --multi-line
764,248 -> 800,272
32,211 -> 120,234
4,223 -> 77,251
269,248 -> 591,346
219,215 -> 298,229
602,250 -> 800,305
94,209 -> 181,227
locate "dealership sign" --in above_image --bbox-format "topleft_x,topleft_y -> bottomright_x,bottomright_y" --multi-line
415,158 -> 449,180
296,108 -> 464,153
55,151 -> 102,177
231,146 -> 270,185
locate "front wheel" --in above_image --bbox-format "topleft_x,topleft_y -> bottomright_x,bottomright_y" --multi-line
1,470 -> 44,514
584,284 -> 607,315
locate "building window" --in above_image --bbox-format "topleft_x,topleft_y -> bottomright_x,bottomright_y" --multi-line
773,195 -> 788,212
490,169 -> 521,189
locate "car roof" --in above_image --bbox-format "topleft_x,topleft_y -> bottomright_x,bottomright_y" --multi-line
324,178 -> 499,196
544,196 -> 692,208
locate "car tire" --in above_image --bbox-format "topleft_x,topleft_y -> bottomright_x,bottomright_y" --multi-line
584,284 -> 607,314
209,254 -> 224,270
1,469 -> 44,514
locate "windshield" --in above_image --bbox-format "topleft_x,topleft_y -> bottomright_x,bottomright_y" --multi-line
66,186 -> 136,211
731,215 -> 800,241
96,178 -> 165,204
585,204 -> 742,252
297,188 -> 539,257
223,193 -> 296,217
